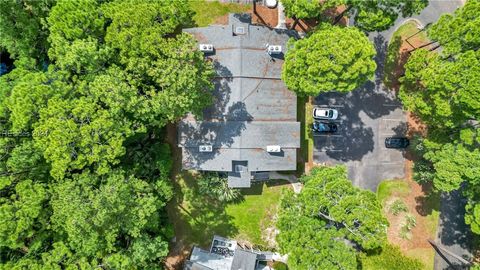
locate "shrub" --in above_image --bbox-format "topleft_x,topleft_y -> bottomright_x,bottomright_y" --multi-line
197,172 -> 242,203
413,159 -> 435,184
272,261 -> 288,270
405,214 -> 417,230
359,244 -> 424,270
389,199 -> 408,215
399,214 -> 417,239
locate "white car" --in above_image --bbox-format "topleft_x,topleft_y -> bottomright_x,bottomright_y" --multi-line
313,108 -> 338,120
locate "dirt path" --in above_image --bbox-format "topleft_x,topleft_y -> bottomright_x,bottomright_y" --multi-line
164,123 -> 190,270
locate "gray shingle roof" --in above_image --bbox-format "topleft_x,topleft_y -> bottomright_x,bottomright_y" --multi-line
231,248 -> 258,270
178,13 -> 300,187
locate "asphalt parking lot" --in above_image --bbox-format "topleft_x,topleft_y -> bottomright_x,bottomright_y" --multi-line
312,81 -> 407,191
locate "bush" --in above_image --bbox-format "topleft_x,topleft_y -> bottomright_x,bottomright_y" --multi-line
197,172 -> 242,203
360,244 -> 424,270
272,261 -> 288,270
399,214 -> 417,240
413,159 -> 435,184
389,199 -> 408,215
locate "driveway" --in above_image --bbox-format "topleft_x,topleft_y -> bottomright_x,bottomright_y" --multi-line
313,87 -> 406,191
313,0 -> 463,192
434,190 -> 473,270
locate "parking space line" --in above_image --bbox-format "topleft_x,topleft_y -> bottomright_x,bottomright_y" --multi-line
314,104 -> 344,108
382,118 -> 405,121
379,133 -> 402,136
313,134 -> 343,137
382,103 -> 401,107
379,162 -> 404,165
313,149 -> 343,153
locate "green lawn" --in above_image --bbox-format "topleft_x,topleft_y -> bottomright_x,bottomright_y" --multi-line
189,0 -> 250,27
376,179 -> 440,270
377,179 -> 410,205
383,21 -> 430,88
297,97 -> 313,175
169,171 -> 288,249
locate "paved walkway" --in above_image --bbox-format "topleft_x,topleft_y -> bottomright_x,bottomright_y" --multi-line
269,172 -> 302,193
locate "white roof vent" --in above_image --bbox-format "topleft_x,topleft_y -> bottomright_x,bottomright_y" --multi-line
267,45 -> 282,55
199,145 -> 213,152
199,44 -> 214,53
266,145 -> 281,153
234,26 -> 246,35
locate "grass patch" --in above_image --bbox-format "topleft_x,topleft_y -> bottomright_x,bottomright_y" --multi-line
421,192 -> 440,238
169,171 -> 287,249
297,96 -> 313,175
383,21 -> 430,88
189,0 -> 250,27
404,248 -> 435,270
377,179 -> 410,205
376,179 -> 440,270
360,244 -> 424,270
225,181 -> 288,246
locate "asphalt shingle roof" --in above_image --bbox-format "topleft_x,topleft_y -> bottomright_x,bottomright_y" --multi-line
178,14 -> 300,186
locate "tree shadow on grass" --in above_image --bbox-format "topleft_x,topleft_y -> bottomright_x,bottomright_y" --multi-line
174,171 -> 239,249
415,185 -> 440,217
383,35 -> 413,92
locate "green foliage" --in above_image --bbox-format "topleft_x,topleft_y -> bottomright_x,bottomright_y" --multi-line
281,0 -> 427,31
428,0 -> 480,55
359,244 -> 424,270
282,0 -> 340,19
352,0 -> 428,32
50,170 -> 170,265
283,25 -> 376,96
412,159 -> 435,184
399,214 -> 416,240
0,0 -> 55,60
277,166 -> 389,269
399,0 -> 480,235
0,0 -> 211,267
189,0 -> 250,27
272,261 -> 288,270
390,199 -> 408,216
400,49 -> 480,129
198,173 -> 242,203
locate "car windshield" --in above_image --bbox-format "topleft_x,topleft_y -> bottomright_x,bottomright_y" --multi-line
328,110 -> 333,117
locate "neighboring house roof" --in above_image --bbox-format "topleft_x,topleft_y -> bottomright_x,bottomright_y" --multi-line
231,249 -> 258,270
185,235 -> 264,270
178,13 -> 300,187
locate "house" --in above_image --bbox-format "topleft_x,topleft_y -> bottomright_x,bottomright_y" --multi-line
178,13 -> 300,188
184,235 -> 273,270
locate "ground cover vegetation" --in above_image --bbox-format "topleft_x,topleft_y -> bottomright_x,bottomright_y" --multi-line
168,171 -> 286,249
0,0 -> 214,268
399,0 -> 480,235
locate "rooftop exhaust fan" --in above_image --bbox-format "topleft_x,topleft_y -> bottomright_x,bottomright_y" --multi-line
199,44 -> 214,53
199,145 -> 213,152
266,145 -> 281,153
267,45 -> 282,55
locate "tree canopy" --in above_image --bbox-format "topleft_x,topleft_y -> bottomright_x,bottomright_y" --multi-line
0,0 -> 212,268
281,0 -> 428,31
399,0 -> 480,234
282,25 -> 376,96
0,0 -> 56,60
277,166 -> 388,269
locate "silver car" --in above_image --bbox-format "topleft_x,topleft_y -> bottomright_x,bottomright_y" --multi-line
313,108 -> 338,120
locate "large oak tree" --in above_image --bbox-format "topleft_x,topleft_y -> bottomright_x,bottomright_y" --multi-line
277,166 -> 388,269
